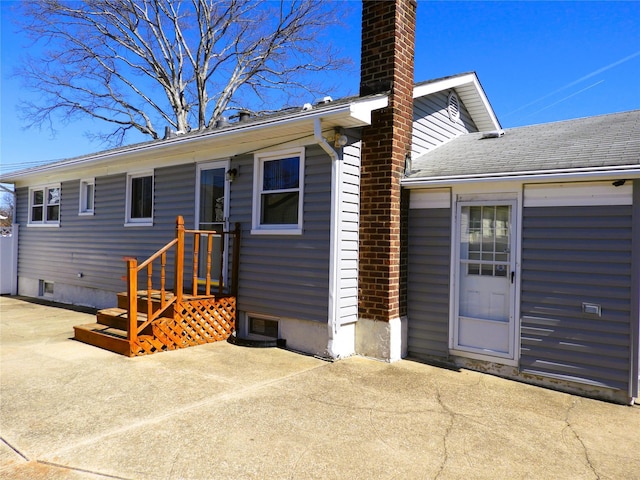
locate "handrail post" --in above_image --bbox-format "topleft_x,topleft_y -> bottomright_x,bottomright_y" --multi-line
231,223 -> 241,297
206,234 -> 213,296
126,258 -> 138,346
193,233 -> 200,296
217,232 -> 224,296
175,216 -> 185,304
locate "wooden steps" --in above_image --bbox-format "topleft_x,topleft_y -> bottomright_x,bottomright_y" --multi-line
72,217 -> 239,357
74,306 -> 167,356
74,290 -> 235,356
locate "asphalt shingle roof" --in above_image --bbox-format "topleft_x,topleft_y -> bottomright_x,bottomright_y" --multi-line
407,110 -> 640,179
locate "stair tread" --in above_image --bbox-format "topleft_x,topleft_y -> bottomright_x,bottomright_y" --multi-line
74,323 -> 131,356
74,323 -> 129,339
98,307 -> 148,319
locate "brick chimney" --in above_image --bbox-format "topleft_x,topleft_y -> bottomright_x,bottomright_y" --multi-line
357,0 -> 416,359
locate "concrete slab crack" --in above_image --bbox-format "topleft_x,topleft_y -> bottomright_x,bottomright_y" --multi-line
564,399 -> 600,480
432,386 -> 454,480
37,460 -> 133,479
1,436 -> 29,461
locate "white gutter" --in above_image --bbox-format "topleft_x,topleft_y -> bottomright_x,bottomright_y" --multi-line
314,118 -> 342,359
402,165 -> 640,188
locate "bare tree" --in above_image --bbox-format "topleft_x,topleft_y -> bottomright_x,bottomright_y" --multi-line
15,0 -> 350,145
0,190 -> 15,226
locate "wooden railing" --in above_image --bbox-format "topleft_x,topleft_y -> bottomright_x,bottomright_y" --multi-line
124,215 -> 240,345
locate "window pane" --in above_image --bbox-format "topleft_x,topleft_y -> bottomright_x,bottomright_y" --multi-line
199,169 -> 225,224
85,184 -> 94,210
482,206 -> 495,250
131,176 -> 153,219
47,205 -> 60,221
32,206 -> 43,221
33,190 -> 43,206
263,157 -> 299,191
48,187 -> 60,205
261,192 -> 299,224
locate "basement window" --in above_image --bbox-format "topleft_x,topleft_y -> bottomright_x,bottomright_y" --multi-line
248,316 -> 279,338
28,185 -> 60,226
39,280 -> 54,296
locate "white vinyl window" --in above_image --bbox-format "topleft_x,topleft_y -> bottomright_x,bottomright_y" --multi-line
125,171 -> 154,226
252,148 -> 304,234
79,178 -> 95,215
29,185 -> 60,226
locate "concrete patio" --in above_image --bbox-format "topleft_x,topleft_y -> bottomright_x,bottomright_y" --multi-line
1,295 -> 638,479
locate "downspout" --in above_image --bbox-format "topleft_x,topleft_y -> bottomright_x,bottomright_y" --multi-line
630,179 -> 640,404
314,118 -> 342,358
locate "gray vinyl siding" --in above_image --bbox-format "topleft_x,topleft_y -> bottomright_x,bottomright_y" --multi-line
520,205 -> 633,392
411,91 -> 478,158
16,164 -> 197,299
15,144 -> 332,323
407,207 -> 451,358
230,145 -> 331,323
336,140 -> 361,325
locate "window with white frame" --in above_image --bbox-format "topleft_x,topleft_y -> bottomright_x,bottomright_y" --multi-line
29,185 -> 60,225
125,171 -> 154,226
252,148 -> 304,234
79,178 -> 95,215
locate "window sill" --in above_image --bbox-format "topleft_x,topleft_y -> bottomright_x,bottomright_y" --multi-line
250,228 -> 302,236
78,211 -> 94,216
124,221 -> 153,227
27,223 -> 60,228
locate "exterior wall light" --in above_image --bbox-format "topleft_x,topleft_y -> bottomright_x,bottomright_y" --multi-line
226,168 -> 238,182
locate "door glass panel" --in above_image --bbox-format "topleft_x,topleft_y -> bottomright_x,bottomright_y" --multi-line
198,167 -> 225,282
461,205 -> 511,278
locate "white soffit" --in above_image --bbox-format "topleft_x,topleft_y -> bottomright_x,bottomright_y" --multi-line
413,73 -> 500,132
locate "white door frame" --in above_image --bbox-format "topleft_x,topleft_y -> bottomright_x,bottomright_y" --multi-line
449,191 -> 522,366
195,159 -> 231,286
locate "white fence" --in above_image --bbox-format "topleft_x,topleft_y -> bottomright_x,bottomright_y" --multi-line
0,225 -> 18,295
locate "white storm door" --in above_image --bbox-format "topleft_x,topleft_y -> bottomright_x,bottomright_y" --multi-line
196,162 -> 229,287
453,201 -> 517,360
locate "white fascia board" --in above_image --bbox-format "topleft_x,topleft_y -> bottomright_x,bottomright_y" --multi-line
349,95 -> 389,124
412,73 -> 478,98
2,98 -> 387,186
413,73 -> 500,132
402,165 -> 640,188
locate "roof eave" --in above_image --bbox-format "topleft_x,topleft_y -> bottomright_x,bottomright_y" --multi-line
1,95 -> 389,184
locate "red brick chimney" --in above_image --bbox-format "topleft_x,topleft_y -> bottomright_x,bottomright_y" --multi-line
358,0 -> 416,343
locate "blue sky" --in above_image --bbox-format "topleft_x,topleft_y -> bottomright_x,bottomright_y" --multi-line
1,1 -> 639,175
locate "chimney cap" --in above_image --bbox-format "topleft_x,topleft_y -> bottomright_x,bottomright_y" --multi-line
360,80 -> 393,97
